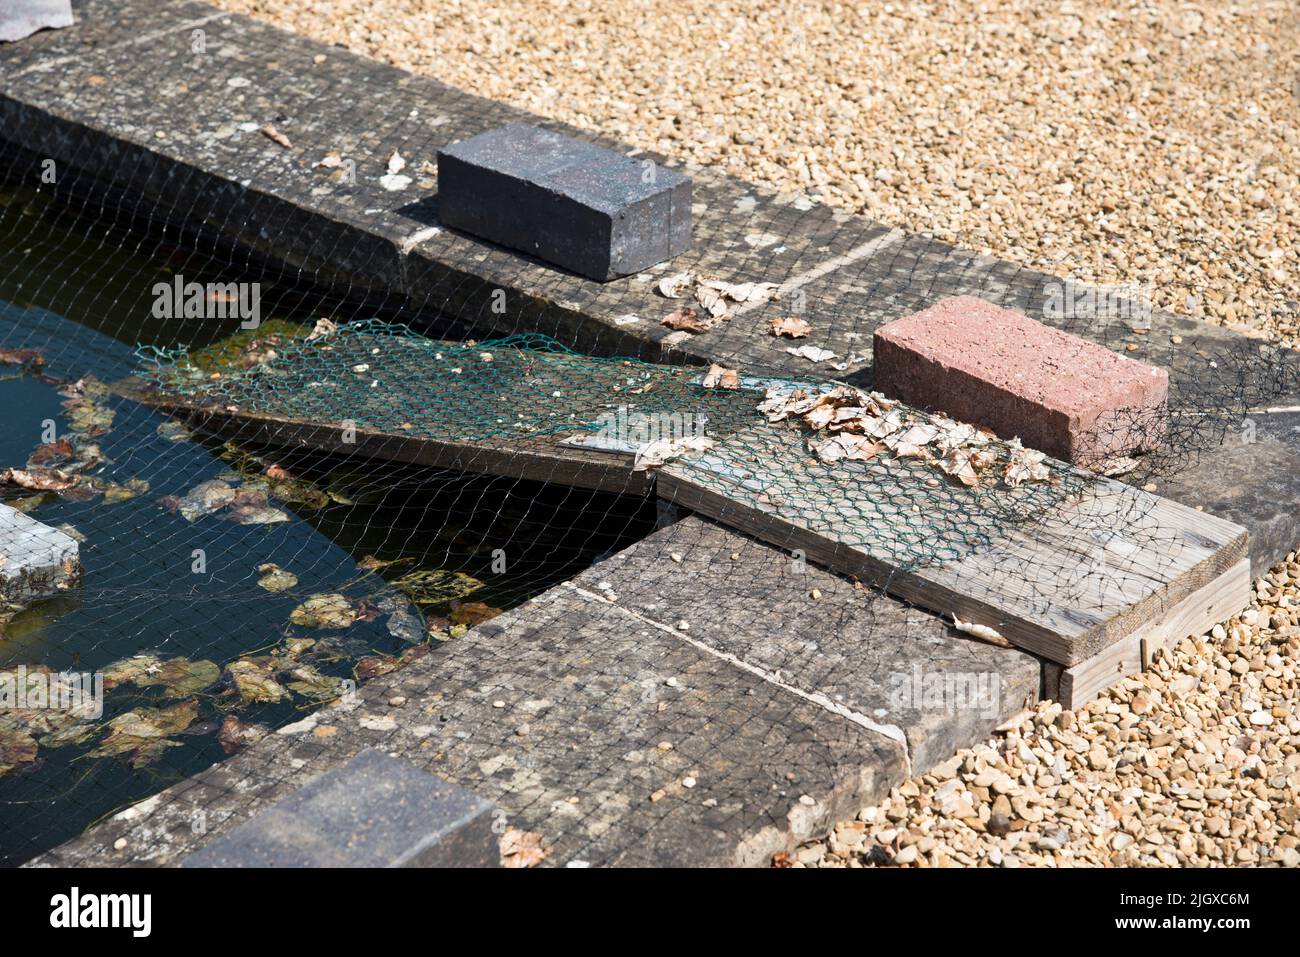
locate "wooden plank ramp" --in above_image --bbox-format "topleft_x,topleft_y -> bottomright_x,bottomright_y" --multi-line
113,378 -> 653,496
657,421 -> 1249,670
118,329 -> 1250,698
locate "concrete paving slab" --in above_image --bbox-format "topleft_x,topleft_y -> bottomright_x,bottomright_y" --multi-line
0,501 -> 80,603
0,1 -> 73,44
181,749 -> 499,867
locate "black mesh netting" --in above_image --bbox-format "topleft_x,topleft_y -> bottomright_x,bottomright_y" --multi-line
1,88 -> 1297,868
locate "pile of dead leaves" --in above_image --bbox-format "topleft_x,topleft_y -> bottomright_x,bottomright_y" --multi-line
658,272 -> 781,333
758,386 -> 1053,488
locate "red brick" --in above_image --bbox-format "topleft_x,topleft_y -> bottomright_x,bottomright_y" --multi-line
872,296 -> 1168,467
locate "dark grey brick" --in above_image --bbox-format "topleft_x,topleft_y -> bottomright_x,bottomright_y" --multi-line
437,123 -> 691,280
180,750 -> 499,868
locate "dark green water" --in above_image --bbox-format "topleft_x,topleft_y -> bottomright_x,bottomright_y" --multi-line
0,185 -> 657,865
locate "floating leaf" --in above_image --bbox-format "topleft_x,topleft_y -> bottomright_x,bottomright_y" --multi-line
101,654 -> 163,690
177,479 -> 237,520
136,658 -> 221,698
289,593 -> 355,629
270,637 -> 317,669
269,478 -> 329,509
356,644 -> 431,681
356,554 -> 413,573
28,438 -> 74,468
286,665 -> 347,701
1,467 -> 78,492
156,420 -> 192,442
256,563 -> 299,592
102,478 -> 150,504
89,699 -> 199,768
228,505 -> 291,525
0,348 -> 44,369
382,600 -> 423,647
225,659 -> 285,704
65,401 -> 114,433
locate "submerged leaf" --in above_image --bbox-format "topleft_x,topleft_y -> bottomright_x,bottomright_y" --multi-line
0,727 -> 39,776
450,600 -> 504,627
392,570 -> 483,606
217,715 -> 269,755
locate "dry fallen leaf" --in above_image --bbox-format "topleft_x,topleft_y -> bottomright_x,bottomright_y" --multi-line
952,616 -> 1014,648
661,306 -> 709,333
768,315 -> 812,338
701,363 -> 740,389
386,150 -> 406,175
499,827 -> 548,868
695,284 -> 731,320
306,318 -> 338,340
1003,442 -> 1053,487
786,344 -> 837,363
1,467 -> 79,492
809,433 -> 885,464
260,124 -> 293,149
697,278 -> 780,304
657,271 -> 694,298
1098,455 -> 1139,477
633,435 -> 715,471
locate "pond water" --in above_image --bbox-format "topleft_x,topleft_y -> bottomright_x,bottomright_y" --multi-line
0,185 -> 657,865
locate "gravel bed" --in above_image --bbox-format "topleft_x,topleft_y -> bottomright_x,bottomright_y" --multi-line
221,0 -> 1299,344
789,553 -> 1300,868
